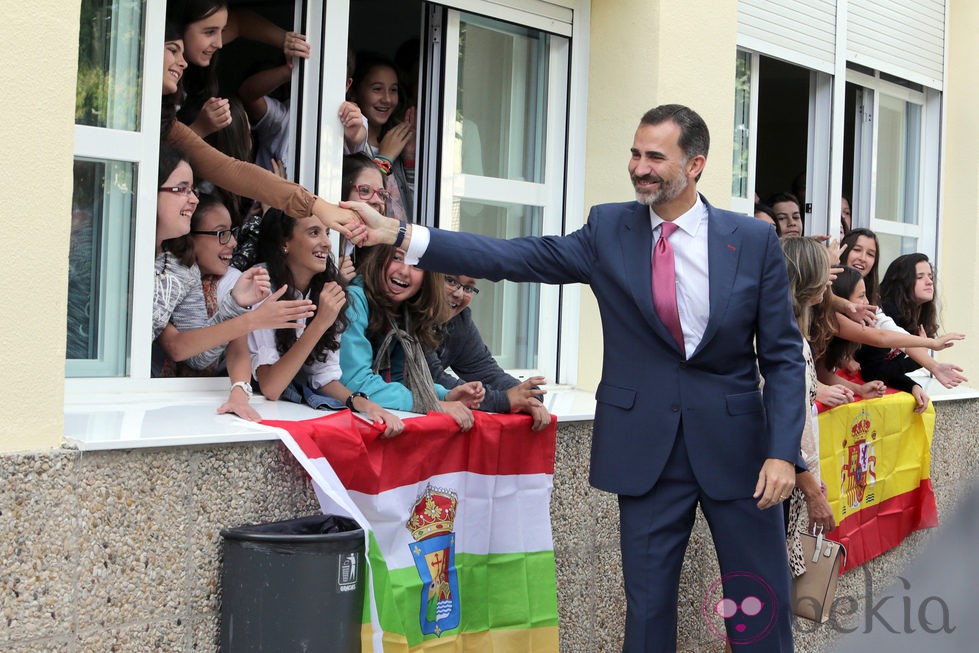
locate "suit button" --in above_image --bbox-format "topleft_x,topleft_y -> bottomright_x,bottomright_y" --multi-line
671,404 -> 680,412
679,362 -> 687,369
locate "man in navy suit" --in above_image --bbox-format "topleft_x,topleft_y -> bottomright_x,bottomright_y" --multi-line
350,104 -> 805,651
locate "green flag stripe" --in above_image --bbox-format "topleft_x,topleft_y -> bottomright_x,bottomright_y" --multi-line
364,534 -> 558,646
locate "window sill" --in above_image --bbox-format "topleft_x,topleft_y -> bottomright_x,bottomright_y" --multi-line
63,386 -> 597,451
908,370 -> 979,402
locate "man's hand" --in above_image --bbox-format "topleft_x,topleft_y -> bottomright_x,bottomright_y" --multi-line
753,458 -> 795,510
339,200 -> 400,246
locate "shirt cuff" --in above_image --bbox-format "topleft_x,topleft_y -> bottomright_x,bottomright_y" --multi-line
404,225 -> 431,265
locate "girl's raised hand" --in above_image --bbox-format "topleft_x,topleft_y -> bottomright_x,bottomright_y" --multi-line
931,332 -> 965,350
193,97 -> 233,137
313,281 -> 347,328
248,285 -> 314,330
231,266 -> 272,308
379,121 -> 415,161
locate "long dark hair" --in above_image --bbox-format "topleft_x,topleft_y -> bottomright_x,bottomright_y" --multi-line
355,244 -> 446,351
257,208 -> 347,362
350,52 -> 406,139
823,267 -> 864,370
161,20 -> 185,138
168,0 -> 227,126
840,228 -> 881,304
880,253 -> 939,337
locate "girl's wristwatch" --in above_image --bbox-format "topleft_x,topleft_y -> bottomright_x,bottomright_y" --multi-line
345,391 -> 369,410
231,381 -> 253,398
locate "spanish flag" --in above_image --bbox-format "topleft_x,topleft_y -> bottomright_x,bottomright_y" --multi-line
817,392 -> 938,571
267,410 -> 560,652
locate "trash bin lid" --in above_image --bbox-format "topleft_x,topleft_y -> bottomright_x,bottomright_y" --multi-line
221,514 -> 363,542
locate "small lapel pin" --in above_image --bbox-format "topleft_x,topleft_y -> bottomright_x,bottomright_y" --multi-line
727,244 -> 736,251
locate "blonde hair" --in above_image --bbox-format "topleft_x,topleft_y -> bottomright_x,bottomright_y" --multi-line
780,237 -> 834,358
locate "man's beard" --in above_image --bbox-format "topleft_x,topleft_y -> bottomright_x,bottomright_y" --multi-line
632,172 -> 688,207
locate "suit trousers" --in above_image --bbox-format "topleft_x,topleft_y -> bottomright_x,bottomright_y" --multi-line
618,426 -> 794,652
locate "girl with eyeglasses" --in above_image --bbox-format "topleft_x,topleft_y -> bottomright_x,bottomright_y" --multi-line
338,245 -> 484,431
427,274 -> 552,431
336,154 -> 389,282
154,146 -> 317,419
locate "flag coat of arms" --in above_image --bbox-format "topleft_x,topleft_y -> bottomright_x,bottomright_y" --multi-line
817,392 -> 938,571
267,410 -> 561,651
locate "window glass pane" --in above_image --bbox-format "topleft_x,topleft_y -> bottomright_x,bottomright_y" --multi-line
456,15 -> 548,182
875,232 -> 917,274
67,158 -> 136,377
76,0 -> 144,130
875,95 -> 920,226
732,50 -> 751,199
453,199 -> 541,369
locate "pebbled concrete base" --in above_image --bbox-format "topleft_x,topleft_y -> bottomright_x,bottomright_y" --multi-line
1,399 -> 975,651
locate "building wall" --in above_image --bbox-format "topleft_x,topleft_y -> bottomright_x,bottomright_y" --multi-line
938,0 -> 979,379
2,406 -> 977,651
0,1 -> 77,453
576,0 -> 739,391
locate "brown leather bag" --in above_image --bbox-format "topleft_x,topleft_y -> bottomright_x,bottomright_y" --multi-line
791,527 -> 846,622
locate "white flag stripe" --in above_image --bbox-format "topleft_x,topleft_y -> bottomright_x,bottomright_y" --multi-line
349,471 -> 554,569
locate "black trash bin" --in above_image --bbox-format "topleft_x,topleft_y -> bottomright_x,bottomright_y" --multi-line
220,514 -> 365,653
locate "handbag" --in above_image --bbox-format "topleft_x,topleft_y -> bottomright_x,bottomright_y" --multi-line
791,526 -> 846,623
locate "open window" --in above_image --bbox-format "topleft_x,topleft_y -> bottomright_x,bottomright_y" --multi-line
67,0 -> 579,395
844,67 -> 939,271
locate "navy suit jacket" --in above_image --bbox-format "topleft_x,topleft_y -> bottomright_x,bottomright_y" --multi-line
418,196 -> 806,500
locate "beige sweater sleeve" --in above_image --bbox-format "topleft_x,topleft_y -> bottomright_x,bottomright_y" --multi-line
166,121 -> 316,218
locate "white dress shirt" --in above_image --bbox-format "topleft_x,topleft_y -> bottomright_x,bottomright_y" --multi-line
649,196 -> 710,358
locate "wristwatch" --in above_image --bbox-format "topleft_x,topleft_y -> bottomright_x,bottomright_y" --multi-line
231,381 -> 253,399
345,391 -> 369,411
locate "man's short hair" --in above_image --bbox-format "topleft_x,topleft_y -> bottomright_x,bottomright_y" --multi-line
767,192 -> 801,210
640,104 -> 710,161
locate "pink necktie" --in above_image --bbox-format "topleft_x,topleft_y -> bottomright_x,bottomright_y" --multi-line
652,222 -> 685,355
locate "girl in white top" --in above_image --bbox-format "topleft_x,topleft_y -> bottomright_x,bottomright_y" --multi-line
242,208 -> 404,437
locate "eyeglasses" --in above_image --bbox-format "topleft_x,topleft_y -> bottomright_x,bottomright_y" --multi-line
159,184 -> 200,198
445,276 -> 479,295
353,184 -> 391,202
190,226 -> 240,245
